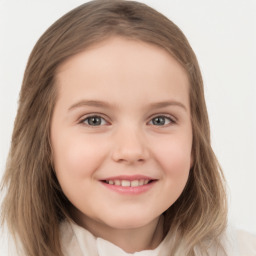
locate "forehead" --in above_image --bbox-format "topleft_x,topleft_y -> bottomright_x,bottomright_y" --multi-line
57,36 -> 187,77
55,36 -> 190,109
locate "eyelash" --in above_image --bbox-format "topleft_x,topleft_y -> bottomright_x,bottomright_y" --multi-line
80,115 -> 108,126
148,115 -> 175,126
79,114 -> 176,127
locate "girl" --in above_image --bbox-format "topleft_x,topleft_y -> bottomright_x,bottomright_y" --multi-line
1,1 -> 255,255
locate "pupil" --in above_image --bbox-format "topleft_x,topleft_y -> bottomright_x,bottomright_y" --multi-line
88,117 -> 101,126
153,117 -> 165,125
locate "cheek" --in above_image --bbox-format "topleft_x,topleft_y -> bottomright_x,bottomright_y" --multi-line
161,150 -> 190,198
51,135 -> 106,209
162,147 -> 191,177
147,135 -> 192,213
52,134 -> 106,180
153,135 -> 192,177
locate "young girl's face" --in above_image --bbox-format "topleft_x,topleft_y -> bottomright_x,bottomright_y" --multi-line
51,37 -> 193,233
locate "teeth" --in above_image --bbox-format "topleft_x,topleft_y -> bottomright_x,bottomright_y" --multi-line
115,180 -> 121,186
131,180 -> 139,187
121,180 -> 130,187
139,179 -> 144,186
105,179 -> 151,187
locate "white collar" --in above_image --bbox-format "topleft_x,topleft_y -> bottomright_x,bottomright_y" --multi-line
60,220 -> 173,256
60,220 -> 255,256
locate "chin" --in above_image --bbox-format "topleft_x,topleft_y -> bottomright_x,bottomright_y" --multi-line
104,214 -> 158,230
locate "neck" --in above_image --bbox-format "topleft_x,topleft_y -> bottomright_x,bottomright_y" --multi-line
72,210 -> 164,253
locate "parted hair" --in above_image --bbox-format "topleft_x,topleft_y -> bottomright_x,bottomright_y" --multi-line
1,1 -> 227,255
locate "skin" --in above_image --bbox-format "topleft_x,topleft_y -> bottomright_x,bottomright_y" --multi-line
51,37 -> 193,253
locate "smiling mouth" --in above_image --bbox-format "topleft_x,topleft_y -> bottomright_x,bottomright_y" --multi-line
102,179 -> 156,187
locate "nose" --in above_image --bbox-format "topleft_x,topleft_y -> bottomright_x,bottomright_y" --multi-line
111,126 -> 149,164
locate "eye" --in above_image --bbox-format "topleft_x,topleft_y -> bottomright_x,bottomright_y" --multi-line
149,115 -> 174,126
81,115 -> 107,126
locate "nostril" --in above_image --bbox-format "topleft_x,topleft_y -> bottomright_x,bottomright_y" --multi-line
111,136 -> 149,164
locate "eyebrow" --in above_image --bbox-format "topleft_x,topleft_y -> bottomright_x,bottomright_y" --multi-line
148,101 -> 187,112
68,100 -> 112,111
68,100 -> 187,112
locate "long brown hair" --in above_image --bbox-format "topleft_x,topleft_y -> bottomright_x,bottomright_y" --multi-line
1,1 -> 227,255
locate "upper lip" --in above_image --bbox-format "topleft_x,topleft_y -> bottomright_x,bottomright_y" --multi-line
100,175 -> 157,181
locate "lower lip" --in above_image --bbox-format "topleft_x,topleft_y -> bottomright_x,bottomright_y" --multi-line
101,181 -> 156,195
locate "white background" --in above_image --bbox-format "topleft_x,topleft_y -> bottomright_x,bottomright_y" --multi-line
0,0 -> 255,254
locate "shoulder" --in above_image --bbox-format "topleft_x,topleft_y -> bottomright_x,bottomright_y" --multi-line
192,227 -> 256,256
233,229 -> 256,255
59,219 -> 99,256
222,227 -> 256,255
59,220 -> 84,256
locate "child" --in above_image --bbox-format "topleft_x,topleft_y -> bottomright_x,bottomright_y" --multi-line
1,1 -> 256,255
